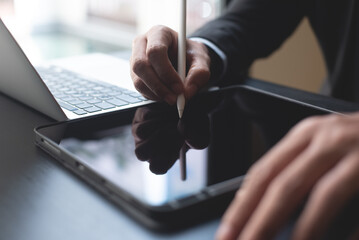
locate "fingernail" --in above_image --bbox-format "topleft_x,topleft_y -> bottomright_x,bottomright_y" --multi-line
216,224 -> 233,240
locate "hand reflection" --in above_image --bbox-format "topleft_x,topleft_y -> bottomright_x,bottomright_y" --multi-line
132,103 -> 210,174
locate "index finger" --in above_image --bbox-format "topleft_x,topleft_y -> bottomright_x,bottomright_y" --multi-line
146,26 -> 184,95
131,36 -> 176,104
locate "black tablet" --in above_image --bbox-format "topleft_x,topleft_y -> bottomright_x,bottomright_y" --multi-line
34,85 -> 335,231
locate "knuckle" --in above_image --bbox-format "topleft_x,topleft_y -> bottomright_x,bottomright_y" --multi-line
147,44 -> 168,61
245,162 -> 272,189
326,114 -> 343,124
132,34 -> 144,46
188,41 -> 210,61
234,188 -> 244,201
132,58 -> 149,75
312,178 -> 341,203
301,116 -> 322,130
268,177 -> 282,193
189,66 -> 211,85
248,162 -> 265,177
292,116 -> 322,135
152,85 -> 167,97
327,128 -> 348,144
149,24 -> 170,33
312,114 -> 358,147
269,175 -> 301,197
314,124 -> 350,148
133,78 -> 146,93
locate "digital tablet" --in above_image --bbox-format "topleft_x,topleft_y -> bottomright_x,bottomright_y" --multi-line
34,85 -> 335,231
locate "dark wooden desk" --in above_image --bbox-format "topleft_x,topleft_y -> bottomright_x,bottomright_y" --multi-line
0,92 -> 220,240
1,79 -> 358,240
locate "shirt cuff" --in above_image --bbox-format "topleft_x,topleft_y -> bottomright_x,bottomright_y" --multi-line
190,37 -> 228,80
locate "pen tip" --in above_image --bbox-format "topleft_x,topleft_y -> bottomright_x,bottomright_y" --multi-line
177,94 -> 185,118
178,107 -> 184,118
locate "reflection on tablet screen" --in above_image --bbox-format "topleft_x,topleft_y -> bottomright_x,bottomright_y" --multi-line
61,125 -> 208,206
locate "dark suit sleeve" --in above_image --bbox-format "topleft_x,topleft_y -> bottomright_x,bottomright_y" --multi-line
191,0 -> 310,85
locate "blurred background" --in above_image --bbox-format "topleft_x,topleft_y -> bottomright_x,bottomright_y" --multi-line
0,0 -> 325,92
0,0 -> 223,62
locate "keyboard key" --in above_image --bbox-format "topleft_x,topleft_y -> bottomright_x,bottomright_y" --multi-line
87,99 -> 102,104
65,90 -> 78,95
93,86 -> 105,91
108,91 -> 123,96
84,90 -> 97,94
97,95 -> 113,100
59,96 -> 73,102
71,84 -> 82,89
84,106 -> 101,113
76,103 -> 93,109
130,92 -> 143,98
73,109 -> 87,115
66,99 -> 83,105
71,94 -> 85,98
112,86 -> 127,91
50,84 -> 63,89
62,81 -> 73,86
53,93 -> 67,99
77,87 -> 88,91
79,96 -> 93,101
58,101 -> 78,111
77,80 -> 87,85
99,88 -> 112,93
95,102 -> 115,110
122,89 -> 135,94
138,96 -> 147,101
59,87 -> 70,91
117,95 -> 141,103
86,83 -> 97,88
106,98 -> 127,106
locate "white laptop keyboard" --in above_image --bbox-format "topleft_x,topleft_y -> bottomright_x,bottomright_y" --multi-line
36,66 -> 147,116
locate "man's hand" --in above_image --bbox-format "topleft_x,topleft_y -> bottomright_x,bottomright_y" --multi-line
130,25 -> 211,105
216,113 -> 359,240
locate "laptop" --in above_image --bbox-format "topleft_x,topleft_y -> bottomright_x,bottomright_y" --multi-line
0,19 -> 151,121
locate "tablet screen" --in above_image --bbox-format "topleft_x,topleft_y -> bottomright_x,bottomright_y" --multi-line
60,123 -> 209,206
37,87 -> 330,208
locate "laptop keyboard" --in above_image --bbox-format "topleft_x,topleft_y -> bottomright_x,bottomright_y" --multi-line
36,66 -> 147,116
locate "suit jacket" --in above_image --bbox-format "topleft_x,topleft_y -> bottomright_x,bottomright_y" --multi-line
192,0 -> 359,102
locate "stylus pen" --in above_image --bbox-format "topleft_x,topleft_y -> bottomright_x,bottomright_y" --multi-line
177,0 -> 187,181
180,144 -> 187,181
177,0 -> 186,119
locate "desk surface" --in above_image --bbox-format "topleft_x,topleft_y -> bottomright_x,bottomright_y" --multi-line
1,79 -> 358,240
